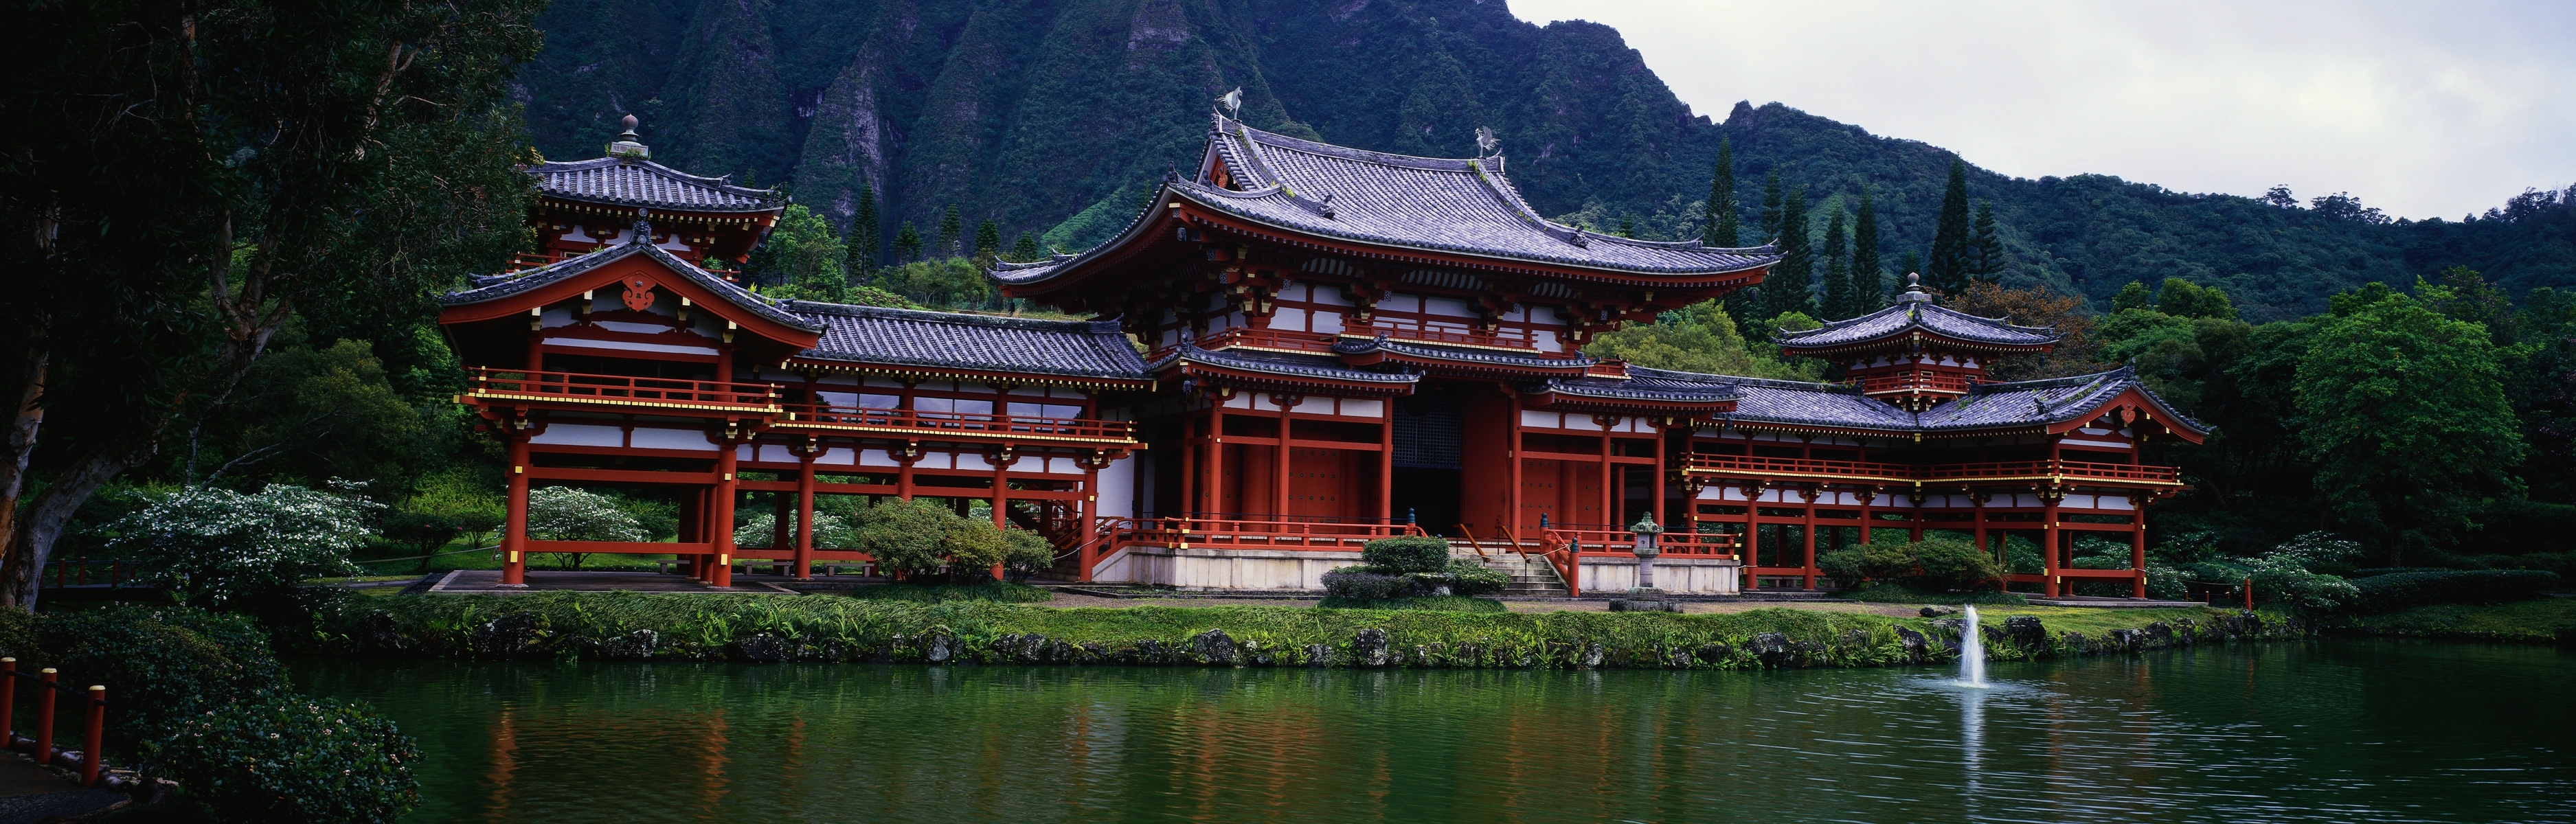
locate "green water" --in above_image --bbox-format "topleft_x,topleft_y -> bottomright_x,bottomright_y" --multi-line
293,641 -> 2575,823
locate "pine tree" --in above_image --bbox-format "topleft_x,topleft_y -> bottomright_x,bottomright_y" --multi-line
1967,201 -> 2005,282
893,221 -> 923,262
1759,170 -> 1784,242
936,204 -> 962,258
1706,136 -> 1739,246
1012,233 -> 1041,261
1925,159 -> 1971,296
1763,187 -> 1816,320
1852,193 -> 1884,313
974,219 -> 1002,261
1618,216 -> 1636,238
844,185 -> 879,284
1820,209 -> 1851,319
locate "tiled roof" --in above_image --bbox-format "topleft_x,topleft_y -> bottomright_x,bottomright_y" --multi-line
994,115 -> 1780,286
442,233 -> 820,332
1148,344 -> 1421,386
789,304 -> 1151,380
1530,369 -> 1740,406
1777,297 -> 2058,351
1717,376 -> 1923,431
1917,366 -> 2208,435
529,157 -> 784,214
1330,335 -> 1592,371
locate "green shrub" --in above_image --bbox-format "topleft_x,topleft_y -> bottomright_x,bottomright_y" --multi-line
1362,536 -> 1452,574
848,582 -> 1054,603
1911,536 -> 2004,590
1818,541 -> 1917,584
2349,570 -> 2563,613
1321,566 -> 1407,599
1445,560 -> 1509,596
856,499 -> 964,577
997,528 -> 1056,583
103,481 -> 374,608
34,606 -> 284,750
2351,567 -> 2458,578
1317,595 -> 1507,613
145,697 -> 419,824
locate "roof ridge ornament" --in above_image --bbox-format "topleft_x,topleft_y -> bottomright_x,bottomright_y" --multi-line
1474,126 -> 1498,157
1217,87 -> 1243,119
607,115 -> 651,161
630,209 -> 653,244
1899,272 -> 1931,303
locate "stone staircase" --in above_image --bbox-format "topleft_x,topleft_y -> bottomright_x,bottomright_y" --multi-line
1473,556 -> 1570,598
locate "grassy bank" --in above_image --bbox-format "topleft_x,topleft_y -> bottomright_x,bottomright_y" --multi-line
2325,597 -> 2576,643
300,592 -> 2290,670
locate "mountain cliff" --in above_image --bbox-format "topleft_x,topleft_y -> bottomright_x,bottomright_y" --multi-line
515,0 -> 2575,320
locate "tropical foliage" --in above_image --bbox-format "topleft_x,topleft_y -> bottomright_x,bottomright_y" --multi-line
104,482 -> 377,608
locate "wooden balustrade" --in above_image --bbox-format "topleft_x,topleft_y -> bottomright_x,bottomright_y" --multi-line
1190,328 -> 1340,354
1855,371 -> 1976,393
466,368 -> 780,410
1101,516 -> 1424,552
780,404 -> 1136,442
1684,454 -> 2180,485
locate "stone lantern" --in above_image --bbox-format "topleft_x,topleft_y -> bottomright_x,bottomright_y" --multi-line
1629,513 -> 1664,593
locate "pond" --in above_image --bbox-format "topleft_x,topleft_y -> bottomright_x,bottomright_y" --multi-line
293,640 -> 2575,823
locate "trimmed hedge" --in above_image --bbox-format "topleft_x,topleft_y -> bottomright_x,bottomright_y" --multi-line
2349,570 -> 2563,613
1361,536 -> 1451,574
1322,567 -> 1407,599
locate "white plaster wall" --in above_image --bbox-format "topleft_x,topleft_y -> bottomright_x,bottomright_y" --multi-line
530,424 -> 623,447
1579,556 -> 1741,594
1089,547 -> 1365,591
1096,455 -> 1137,518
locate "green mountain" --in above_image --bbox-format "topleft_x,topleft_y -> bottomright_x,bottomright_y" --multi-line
517,0 -> 2576,321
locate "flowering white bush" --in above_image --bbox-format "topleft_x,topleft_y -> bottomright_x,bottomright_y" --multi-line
106,481 -> 379,607
526,487 -> 644,570
732,512 -> 857,549
526,487 -> 645,542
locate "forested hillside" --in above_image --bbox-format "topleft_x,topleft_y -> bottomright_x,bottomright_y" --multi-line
517,0 -> 2575,319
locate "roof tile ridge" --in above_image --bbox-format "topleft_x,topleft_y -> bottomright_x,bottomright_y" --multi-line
625,157 -> 780,196
1226,117 -> 1481,170
1921,301 -> 2055,332
1721,374 -> 1864,393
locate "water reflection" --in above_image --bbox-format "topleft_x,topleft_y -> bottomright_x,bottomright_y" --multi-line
293,640 -> 2576,824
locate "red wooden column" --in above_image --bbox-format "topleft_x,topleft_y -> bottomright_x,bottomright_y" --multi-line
501,437 -> 531,587
794,453 -> 817,580
1971,490 -> 1989,558
1504,399 -> 1524,534
2130,497 -> 2149,598
1205,404 -> 1226,517
1650,422 -> 1668,530
1857,487 -> 1876,545
1741,481 -> 1763,591
2041,492 -> 2062,597
1377,402 -> 1394,523
1179,417 -> 1199,518
1275,399 -> 1293,519
1597,420 -> 1614,527
1800,485 -> 1820,590
1079,464 -> 1101,582
712,442 -> 738,588
990,447 -> 1010,528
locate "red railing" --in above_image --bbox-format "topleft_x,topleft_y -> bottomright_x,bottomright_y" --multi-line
43,560 -> 144,590
1102,516 -> 1425,552
779,404 -> 1136,442
467,368 -> 780,409
1855,371 -> 1976,393
1,659 -> 108,786
1684,455 -> 2180,485
1193,328 -> 1340,354
1350,324 -> 1539,350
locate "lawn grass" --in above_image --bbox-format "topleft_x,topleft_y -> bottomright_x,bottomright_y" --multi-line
1833,584 -> 2029,606
846,581 -> 1054,603
2327,597 -> 2576,643
1316,595 -> 1508,613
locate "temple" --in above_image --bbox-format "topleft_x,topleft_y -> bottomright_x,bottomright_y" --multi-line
438,113 -> 2205,599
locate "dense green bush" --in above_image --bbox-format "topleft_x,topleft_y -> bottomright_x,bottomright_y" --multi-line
1321,566 -> 1407,599
103,481 -> 374,608
32,606 -> 284,748
1361,536 -> 1452,574
855,499 -> 1044,582
1445,560 -> 1508,595
2349,570 -> 2564,613
1912,536 -> 2005,591
1818,541 -> 1917,584
145,696 -> 420,824
847,582 -> 1054,603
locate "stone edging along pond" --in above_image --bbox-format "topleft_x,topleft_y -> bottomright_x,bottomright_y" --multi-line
297,593 -> 2310,670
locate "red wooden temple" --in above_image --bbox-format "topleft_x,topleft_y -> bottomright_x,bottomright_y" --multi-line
438,113 -> 2204,597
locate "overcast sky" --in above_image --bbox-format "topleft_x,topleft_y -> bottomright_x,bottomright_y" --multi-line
1508,1 -> 2575,220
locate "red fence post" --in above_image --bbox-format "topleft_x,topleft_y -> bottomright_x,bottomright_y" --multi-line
0,657 -> 14,746
81,686 -> 102,786
2241,577 -> 2254,610
34,669 -> 54,767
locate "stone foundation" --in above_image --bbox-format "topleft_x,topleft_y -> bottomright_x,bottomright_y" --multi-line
1089,546 -> 1364,591
1577,556 -> 1742,595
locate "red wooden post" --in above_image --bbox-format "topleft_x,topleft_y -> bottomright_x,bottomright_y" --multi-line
34,669 -> 54,767
2241,577 -> 2254,610
712,444 -> 738,588
80,686 -> 102,786
501,437 -> 531,587
794,457 -> 817,580
0,657 -> 14,745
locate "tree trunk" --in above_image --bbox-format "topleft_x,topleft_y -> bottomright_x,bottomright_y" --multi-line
0,451 -> 137,608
